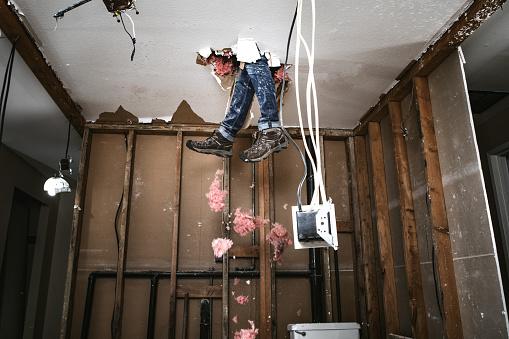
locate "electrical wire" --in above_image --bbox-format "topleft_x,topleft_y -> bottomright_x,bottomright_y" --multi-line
0,39 -> 17,145
294,0 -> 327,205
119,12 -> 136,61
279,3 -> 307,211
64,120 -> 71,159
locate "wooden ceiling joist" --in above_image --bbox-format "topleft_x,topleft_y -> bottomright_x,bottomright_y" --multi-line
355,0 -> 506,134
0,0 -> 85,135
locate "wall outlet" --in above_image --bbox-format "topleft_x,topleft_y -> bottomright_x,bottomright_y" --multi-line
291,202 -> 338,250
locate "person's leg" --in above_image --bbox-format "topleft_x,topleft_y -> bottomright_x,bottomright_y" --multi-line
186,67 -> 255,158
239,57 -> 287,163
246,57 -> 280,130
218,68 -> 255,141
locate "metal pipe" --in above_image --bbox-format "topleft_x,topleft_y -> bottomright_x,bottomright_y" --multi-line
80,273 -> 96,339
182,293 -> 189,339
147,274 -> 159,339
333,249 -> 342,321
89,270 -> 313,280
305,136 -> 325,323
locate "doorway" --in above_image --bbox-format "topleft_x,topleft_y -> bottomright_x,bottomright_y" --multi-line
0,189 -> 42,338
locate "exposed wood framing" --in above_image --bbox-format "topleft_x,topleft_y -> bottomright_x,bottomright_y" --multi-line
258,159 -> 273,337
111,130 -> 136,339
86,123 -> 352,139
414,77 -> 463,338
222,158 -> 231,339
168,131 -> 183,339
347,137 -> 367,338
320,136 -> 334,322
367,122 -> 400,335
355,0 -> 506,133
0,0 -> 85,134
268,156 -> 277,339
388,101 -> 428,339
354,136 -> 381,339
59,128 -> 91,339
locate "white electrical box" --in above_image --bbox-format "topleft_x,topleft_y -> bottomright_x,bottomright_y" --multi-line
291,200 -> 338,250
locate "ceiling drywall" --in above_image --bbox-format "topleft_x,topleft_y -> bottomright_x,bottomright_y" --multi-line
11,0 -> 471,129
462,8 -> 509,93
0,37 -> 81,175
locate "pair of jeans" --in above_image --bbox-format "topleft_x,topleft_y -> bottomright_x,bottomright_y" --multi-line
218,56 -> 280,142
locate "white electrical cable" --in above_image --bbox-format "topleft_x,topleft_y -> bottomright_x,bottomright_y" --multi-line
294,0 -> 327,205
294,0 -> 320,204
124,12 -> 136,39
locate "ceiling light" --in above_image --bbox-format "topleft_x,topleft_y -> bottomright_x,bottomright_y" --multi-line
44,122 -> 73,197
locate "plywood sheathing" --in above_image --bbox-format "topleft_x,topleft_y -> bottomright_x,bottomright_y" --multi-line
356,0 -> 506,134
0,0 -> 85,135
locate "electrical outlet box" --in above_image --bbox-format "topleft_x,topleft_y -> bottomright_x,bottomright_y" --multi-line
291,202 -> 338,250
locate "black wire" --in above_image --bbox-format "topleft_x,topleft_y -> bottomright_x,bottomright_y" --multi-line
119,13 -> 136,61
279,2 -> 307,211
0,40 -> 17,145
65,120 -> 71,158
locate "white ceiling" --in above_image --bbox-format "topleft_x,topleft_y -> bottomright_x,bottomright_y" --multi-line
12,0 -> 471,129
0,38 -> 81,175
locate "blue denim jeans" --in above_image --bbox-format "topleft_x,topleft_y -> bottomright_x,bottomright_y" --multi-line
218,56 -> 280,141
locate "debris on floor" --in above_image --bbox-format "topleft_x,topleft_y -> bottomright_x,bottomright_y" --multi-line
211,238 -> 233,258
232,315 -> 238,324
234,320 -> 259,339
266,223 -> 293,262
206,169 -> 228,212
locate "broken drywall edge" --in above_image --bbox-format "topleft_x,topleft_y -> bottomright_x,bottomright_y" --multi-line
169,100 -> 207,125
95,105 -> 139,124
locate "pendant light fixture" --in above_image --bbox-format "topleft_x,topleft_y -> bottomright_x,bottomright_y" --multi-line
44,122 -> 73,197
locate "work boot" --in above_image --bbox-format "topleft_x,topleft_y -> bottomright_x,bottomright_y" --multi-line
186,130 -> 233,158
239,128 -> 288,162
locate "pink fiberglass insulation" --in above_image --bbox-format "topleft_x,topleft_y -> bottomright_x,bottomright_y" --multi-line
212,55 -> 236,77
206,169 -> 228,212
235,295 -> 249,305
266,223 -> 293,262
234,320 -> 259,339
211,238 -> 233,258
232,208 -> 268,236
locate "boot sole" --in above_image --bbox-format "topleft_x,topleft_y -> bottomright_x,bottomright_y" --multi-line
186,144 -> 232,158
240,140 -> 288,163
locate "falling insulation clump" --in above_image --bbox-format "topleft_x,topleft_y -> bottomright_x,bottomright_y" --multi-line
235,295 -> 249,305
211,238 -> 233,258
234,320 -> 259,339
206,169 -> 228,212
266,223 -> 292,262
232,208 -> 268,236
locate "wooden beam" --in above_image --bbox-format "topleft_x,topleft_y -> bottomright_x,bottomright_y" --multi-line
59,128 -> 91,339
258,159 -> 273,337
320,136 -> 334,322
368,122 -> 400,335
176,285 -> 222,299
347,137 -> 367,338
268,156 -> 277,339
229,245 -> 259,258
0,1 -> 85,135
354,135 -> 382,339
85,122 -> 353,139
355,0 -> 505,133
111,130 -> 136,339
222,158 -> 231,339
168,131 -> 183,339
414,77 -> 463,339
388,101 -> 428,339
